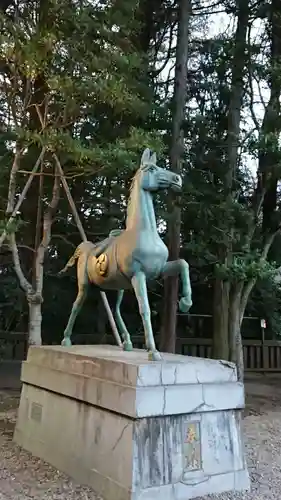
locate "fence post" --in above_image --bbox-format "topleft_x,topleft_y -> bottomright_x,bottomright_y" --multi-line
260,319 -> 269,370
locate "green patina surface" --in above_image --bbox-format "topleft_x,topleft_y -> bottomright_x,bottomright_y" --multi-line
59,148 -> 192,361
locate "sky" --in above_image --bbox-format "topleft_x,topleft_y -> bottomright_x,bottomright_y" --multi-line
159,5 -> 269,177
202,9 -> 269,176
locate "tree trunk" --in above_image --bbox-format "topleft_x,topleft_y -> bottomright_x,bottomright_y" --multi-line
28,297 -> 43,346
212,278 -> 229,359
33,166 -> 60,307
227,232 -> 276,380
8,157 -> 60,346
160,0 -> 191,353
228,279 -> 257,381
225,0 -> 249,188
212,0 -> 249,364
222,0 -> 281,379
21,0 -> 50,278
161,273 -> 180,353
260,0 -> 281,232
32,162 -> 44,289
228,283 -> 244,380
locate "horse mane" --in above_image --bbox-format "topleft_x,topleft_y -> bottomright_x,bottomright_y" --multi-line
126,167 -> 142,216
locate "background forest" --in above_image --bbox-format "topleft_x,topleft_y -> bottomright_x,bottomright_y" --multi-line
1,0 -> 281,378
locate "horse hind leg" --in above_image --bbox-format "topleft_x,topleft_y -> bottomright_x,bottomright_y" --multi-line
115,290 -> 133,351
62,259 -> 88,346
61,283 -> 88,346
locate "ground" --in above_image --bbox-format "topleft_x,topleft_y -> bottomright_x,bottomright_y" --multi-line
0,375 -> 280,499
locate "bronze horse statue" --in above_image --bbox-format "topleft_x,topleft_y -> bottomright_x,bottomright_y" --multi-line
59,148 -> 192,360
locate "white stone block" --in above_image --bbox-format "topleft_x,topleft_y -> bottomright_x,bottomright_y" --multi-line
14,345 -> 250,500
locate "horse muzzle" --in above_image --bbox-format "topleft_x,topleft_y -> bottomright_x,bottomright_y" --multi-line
171,174 -> 182,192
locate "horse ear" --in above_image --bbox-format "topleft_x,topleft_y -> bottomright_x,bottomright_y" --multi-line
141,148 -> 151,166
150,152 -> 157,164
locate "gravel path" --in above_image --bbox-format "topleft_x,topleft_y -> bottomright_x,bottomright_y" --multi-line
197,376 -> 281,500
0,376 -> 280,499
197,411 -> 281,500
0,392 -> 100,499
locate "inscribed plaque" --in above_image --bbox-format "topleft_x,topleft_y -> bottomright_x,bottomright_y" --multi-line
183,421 -> 202,472
30,402 -> 43,423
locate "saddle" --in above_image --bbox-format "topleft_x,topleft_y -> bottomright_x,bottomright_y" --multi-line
92,229 -> 123,258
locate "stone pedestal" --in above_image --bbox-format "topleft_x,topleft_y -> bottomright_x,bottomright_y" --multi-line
14,345 -> 250,500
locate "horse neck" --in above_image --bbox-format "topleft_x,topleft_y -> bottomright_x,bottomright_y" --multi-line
126,177 -> 157,233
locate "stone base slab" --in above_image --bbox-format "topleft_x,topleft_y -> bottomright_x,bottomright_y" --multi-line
20,345 -> 244,418
14,345 -> 250,500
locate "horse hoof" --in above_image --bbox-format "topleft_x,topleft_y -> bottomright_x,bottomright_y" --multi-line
61,337 -> 72,347
179,296 -> 192,313
123,340 -> 133,352
148,350 -> 162,362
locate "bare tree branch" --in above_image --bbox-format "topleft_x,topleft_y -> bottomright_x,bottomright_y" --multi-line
6,145 -> 23,214
250,173 -> 266,227
9,233 -> 33,295
240,231 -> 277,320
253,72 -> 267,110
17,169 -> 89,179
0,147 -> 46,249
247,76 -> 261,131
154,22 -> 176,77
35,166 -> 60,295
53,154 -> 87,242
1,243 -> 35,253
52,234 -> 76,248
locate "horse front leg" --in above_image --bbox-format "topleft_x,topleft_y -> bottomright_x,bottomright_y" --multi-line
162,259 -> 192,313
132,271 -> 161,361
115,290 -> 133,351
61,284 -> 88,346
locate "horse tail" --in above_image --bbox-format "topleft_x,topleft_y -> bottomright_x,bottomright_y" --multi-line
58,243 -> 84,275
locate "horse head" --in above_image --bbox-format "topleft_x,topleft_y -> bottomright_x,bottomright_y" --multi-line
139,148 -> 182,193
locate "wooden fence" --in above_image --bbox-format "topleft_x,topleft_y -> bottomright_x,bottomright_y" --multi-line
74,333 -> 281,372
175,338 -> 281,372
2,331 -> 281,372
0,332 -> 28,360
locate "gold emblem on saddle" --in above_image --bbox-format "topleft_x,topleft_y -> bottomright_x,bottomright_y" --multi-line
96,253 -> 108,277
